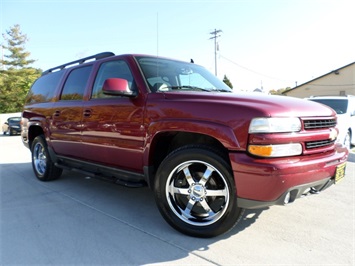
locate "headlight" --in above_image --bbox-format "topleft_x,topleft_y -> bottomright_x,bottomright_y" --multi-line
248,143 -> 303,157
249,117 -> 301,133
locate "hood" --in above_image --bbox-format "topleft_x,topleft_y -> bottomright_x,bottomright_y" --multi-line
161,92 -> 336,118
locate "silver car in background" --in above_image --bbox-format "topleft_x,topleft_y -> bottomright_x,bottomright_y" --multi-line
308,95 -> 355,149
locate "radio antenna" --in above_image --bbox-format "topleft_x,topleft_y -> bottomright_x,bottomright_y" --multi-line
156,12 -> 159,57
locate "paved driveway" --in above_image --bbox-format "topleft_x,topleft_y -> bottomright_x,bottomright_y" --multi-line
1,136 -> 354,265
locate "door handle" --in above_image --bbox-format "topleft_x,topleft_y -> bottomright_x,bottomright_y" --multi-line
83,109 -> 92,117
53,110 -> 61,117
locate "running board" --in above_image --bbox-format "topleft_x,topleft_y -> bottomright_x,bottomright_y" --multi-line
54,162 -> 147,188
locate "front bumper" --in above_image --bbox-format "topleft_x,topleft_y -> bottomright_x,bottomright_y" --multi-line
230,144 -> 348,209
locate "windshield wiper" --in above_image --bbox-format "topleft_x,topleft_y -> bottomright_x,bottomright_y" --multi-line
157,85 -> 231,92
210,88 -> 232,92
165,86 -> 211,92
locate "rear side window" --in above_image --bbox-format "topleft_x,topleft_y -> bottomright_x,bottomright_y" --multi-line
60,66 -> 92,101
25,71 -> 64,104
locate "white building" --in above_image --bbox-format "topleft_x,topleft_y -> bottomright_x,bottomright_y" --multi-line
283,62 -> 355,98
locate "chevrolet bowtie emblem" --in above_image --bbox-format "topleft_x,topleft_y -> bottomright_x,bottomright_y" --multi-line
329,128 -> 338,141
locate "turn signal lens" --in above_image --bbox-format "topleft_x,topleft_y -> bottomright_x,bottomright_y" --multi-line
248,145 -> 273,157
248,143 -> 302,157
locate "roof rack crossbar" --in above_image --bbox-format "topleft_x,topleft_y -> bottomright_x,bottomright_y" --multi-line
42,51 -> 115,75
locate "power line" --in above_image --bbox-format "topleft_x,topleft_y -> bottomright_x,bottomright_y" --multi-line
219,54 -> 292,83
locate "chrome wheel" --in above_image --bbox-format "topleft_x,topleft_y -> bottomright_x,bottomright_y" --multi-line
33,142 -> 47,176
155,145 -> 243,237
166,160 -> 229,226
31,135 -> 62,181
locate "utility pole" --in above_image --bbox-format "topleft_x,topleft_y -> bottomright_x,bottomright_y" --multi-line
209,29 -> 222,76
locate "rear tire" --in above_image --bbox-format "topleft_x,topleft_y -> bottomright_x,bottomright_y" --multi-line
154,145 -> 244,238
31,135 -> 62,181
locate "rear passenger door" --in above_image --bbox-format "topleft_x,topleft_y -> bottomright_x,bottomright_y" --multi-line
81,59 -> 146,172
50,65 -> 93,158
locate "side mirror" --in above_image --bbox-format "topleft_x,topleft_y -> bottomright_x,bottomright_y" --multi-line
102,78 -> 137,97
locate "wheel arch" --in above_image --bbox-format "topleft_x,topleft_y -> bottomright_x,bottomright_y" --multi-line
144,121 -> 240,187
28,124 -> 45,148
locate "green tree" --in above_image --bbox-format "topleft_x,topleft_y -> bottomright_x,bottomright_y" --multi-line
0,24 -> 41,113
269,87 -> 290,95
223,74 -> 233,89
0,68 -> 41,112
1,24 -> 35,68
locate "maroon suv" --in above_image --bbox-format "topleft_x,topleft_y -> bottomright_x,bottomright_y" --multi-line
21,52 -> 349,237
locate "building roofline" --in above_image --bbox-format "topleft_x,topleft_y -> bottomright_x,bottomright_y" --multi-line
283,61 -> 355,95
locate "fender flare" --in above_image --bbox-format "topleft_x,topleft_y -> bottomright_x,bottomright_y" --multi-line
143,119 -> 240,166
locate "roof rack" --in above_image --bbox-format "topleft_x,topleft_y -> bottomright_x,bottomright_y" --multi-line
42,51 -> 115,76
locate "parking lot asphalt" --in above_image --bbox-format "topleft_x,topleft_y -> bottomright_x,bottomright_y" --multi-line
0,135 -> 354,265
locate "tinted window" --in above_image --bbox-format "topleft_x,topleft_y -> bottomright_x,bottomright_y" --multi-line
61,66 -> 92,100
311,99 -> 348,114
8,117 -> 21,123
25,71 -> 64,104
136,56 -> 232,93
92,60 -> 134,99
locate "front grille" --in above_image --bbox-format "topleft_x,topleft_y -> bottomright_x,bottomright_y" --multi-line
303,119 -> 336,129
306,139 -> 335,149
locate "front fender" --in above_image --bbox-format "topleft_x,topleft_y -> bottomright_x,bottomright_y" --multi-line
143,119 -> 241,166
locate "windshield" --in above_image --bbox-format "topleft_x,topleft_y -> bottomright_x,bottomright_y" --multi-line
136,56 -> 232,93
310,99 -> 348,114
8,117 -> 21,123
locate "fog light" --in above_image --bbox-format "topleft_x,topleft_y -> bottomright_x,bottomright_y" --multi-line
284,192 -> 291,204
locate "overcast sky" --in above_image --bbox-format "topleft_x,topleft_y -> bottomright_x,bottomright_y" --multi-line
1,0 -> 354,92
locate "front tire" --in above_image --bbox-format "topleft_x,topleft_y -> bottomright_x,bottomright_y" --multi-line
31,135 -> 62,181
154,145 -> 244,238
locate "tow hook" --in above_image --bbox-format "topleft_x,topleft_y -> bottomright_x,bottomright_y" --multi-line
310,187 -> 320,194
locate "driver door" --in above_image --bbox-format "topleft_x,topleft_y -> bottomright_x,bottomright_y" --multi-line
80,60 -> 145,172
